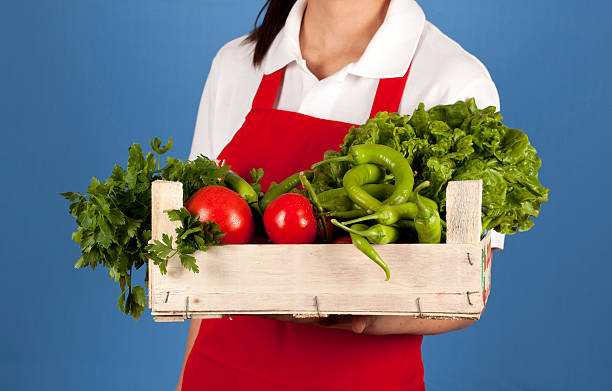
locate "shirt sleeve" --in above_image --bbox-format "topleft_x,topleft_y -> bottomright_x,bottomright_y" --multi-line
189,54 -> 223,161
453,76 -> 500,111
457,77 -> 506,250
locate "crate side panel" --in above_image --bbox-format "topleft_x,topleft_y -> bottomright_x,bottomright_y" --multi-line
150,180 -> 183,311
151,180 -> 183,241
152,310 -> 482,320
446,180 -> 483,244
151,292 -> 484,317
150,243 -> 483,315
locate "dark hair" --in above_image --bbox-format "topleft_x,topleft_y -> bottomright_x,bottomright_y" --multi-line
245,0 -> 297,67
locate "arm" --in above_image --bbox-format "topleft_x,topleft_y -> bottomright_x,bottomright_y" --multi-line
259,314 -> 476,335
344,245 -> 500,335
344,246 -> 502,335
175,319 -> 202,391
348,75 -> 501,335
349,316 -> 475,335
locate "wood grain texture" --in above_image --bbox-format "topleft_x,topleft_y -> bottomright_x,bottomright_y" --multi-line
149,242 -> 484,317
149,180 -> 183,310
154,316 -> 185,323
446,180 -> 483,244
148,180 -> 490,321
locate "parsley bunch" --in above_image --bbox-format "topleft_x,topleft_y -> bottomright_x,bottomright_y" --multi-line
146,208 -> 225,275
61,138 -> 227,320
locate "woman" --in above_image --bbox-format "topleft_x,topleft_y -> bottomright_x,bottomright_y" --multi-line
180,0 -> 503,389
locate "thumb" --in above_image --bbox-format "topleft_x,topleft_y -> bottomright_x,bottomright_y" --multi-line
351,316 -> 373,334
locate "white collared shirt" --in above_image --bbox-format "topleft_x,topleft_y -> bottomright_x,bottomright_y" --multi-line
189,0 -> 504,249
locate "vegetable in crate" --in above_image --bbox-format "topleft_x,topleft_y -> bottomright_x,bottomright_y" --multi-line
263,193 -> 317,244
60,138 -> 232,320
259,171 -> 314,212
313,144 -> 414,207
331,219 -> 401,245
317,184 -> 395,212
315,98 -> 549,235
185,185 -> 255,244
347,224 -> 390,282
413,190 -> 442,244
340,163 -> 386,211
224,170 -> 260,206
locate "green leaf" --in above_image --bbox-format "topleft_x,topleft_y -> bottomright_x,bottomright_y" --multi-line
89,176 -> 100,189
96,216 -> 114,247
110,164 -> 126,184
193,235 -> 209,251
92,195 -> 111,215
179,227 -> 202,240
177,242 -> 196,255
125,217 -> 141,239
496,128 -> 529,164
124,292 -> 144,321
166,208 -> 190,222
126,143 -> 145,189
250,168 -> 264,183
159,138 -> 173,154
74,257 -> 87,269
78,211 -> 94,230
179,253 -> 199,273
132,286 -> 147,308
248,168 -> 265,194
150,137 -> 173,155
107,209 -> 126,226
162,233 -> 173,248
150,137 -> 162,151
146,236 -> 174,259
79,230 -> 96,251
157,261 -> 168,275
117,290 -> 127,313
60,192 -> 79,202
145,152 -> 157,173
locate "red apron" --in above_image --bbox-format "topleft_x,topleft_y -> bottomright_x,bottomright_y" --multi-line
182,65 -> 425,391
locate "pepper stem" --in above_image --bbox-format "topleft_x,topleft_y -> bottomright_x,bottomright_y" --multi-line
299,172 -> 330,241
412,180 -> 431,194
310,156 -> 352,170
331,219 -> 370,237
412,181 -> 432,213
299,172 -> 323,213
329,209 -> 369,219
341,213 -> 379,226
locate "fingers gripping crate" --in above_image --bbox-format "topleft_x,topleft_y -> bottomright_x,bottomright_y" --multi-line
148,180 -> 493,322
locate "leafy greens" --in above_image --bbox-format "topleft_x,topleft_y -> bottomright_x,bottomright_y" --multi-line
61,138 -> 227,320
313,98 -> 549,235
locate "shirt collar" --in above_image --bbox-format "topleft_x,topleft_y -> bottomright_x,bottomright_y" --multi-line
262,0 -> 425,80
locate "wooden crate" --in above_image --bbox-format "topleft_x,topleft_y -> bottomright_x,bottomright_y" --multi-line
148,180 -> 493,322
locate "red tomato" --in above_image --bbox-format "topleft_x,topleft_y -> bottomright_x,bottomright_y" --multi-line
185,185 -> 254,244
263,193 -> 317,244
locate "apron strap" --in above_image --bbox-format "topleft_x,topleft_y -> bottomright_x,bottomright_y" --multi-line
369,61 -> 413,118
252,68 -> 286,110
252,62 -> 412,115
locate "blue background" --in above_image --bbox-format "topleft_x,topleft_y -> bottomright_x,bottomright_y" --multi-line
1,0 -> 610,389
